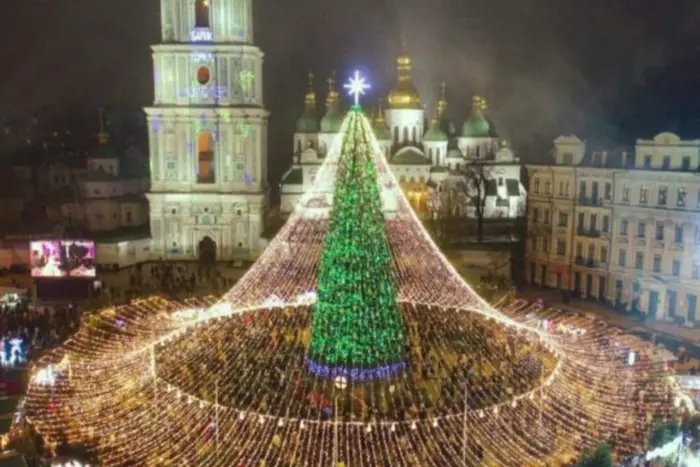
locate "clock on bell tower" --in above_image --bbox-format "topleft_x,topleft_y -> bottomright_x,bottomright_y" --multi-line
145,0 -> 269,262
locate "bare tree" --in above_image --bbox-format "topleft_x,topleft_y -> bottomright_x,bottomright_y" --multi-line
455,162 -> 494,243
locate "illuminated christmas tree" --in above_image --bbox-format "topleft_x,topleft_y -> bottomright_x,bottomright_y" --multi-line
306,97 -> 406,381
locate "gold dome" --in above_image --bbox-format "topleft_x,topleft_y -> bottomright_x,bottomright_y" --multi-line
387,55 -> 421,109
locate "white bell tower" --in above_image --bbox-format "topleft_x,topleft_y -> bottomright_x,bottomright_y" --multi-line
145,0 -> 269,262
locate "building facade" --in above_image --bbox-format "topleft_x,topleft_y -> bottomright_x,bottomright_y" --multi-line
280,56 -> 526,219
526,132 -> 700,324
145,0 -> 269,262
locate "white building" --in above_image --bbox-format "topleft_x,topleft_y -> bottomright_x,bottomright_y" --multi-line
280,55 -> 526,219
145,0 -> 269,262
526,132 -> 700,324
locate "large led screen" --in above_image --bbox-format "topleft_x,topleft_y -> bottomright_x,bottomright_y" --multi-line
30,240 -> 96,278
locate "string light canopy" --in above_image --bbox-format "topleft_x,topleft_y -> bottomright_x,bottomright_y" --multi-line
21,109 -> 677,466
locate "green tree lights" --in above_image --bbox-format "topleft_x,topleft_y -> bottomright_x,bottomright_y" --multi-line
306,109 -> 406,381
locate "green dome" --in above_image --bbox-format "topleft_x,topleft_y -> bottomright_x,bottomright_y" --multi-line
423,118 -> 448,142
446,147 -> 463,159
296,111 -> 318,133
320,105 -> 344,133
95,144 -> 118,159
373,121 -> 392,141
462,110 -> 494,137
391,147 -> 431,165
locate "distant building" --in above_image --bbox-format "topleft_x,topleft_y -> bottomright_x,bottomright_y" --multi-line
280,55 -> 526,221
525,132 -> 700,324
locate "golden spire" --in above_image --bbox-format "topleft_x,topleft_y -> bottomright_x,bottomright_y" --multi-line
473,95 -> 487,112
304,72 -> 316,109
97,108 -> 108,145
325,70 -> 339,109
437,82 -> 447,117
431,107 -> 440,126
374,98 -> 387,126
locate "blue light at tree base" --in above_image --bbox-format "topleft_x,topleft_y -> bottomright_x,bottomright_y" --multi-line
306,358 -> 407,382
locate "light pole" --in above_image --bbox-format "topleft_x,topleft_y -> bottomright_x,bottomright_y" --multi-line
334,376 -> 348,467
462,380 -> 468,465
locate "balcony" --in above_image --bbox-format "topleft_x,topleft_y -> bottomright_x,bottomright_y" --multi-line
579,196 -> 602,207
575,256 -> 598,268
577,227 -> 601,238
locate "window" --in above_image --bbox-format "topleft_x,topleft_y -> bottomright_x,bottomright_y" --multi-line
126,211 -> 133,223
195,0 -> 211,28
653,255 -> 661,273
590,214 -> 597,231
604,183 -> 612,200
678,187 -> 687,207
644,155 -> 652,168
602,215 -> 610,233
577,213 -> 585,230
579,181 -> 586,199
637,222 -> 646,238
559,181 -> 564,196
196,130 -> 215,183
620,219 -> 628,236
695,227 -> 700,245
531,237 -> 537,252
694,263 -> 700,280
562,152 -> 573,165
658,187 -> 667,205
533,178 -> 540,193
662,155 -> 670,169
682,156 -> 691,171
639,186 -> 648,204
558,213 -> 568,227
675,225 -> 684,243
656,222 -> 664,241
532,208 -> 539,223
543,210 -> 550,225
557,240 -> 566,256
576,242 -> 583,258
498,177 -> 504,186
673,259 -> 681,277
697,189 -> 700,208
635,252 -> 644,270
622,185 -> 630,202
544,181 -> 551,194
565,182 -> 570,196
587,244 -> 594,260
542,237 -> 549,252
618,250 -> 626,267
600,246 -> 607,263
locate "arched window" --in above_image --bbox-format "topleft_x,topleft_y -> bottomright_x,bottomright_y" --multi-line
197,130 -> 215,183
402,127 -> 409,144
412,127 -> 417,143
195,0 -> 210,28
428,148 -> 433,162
296,140 -> 302,152
393,127 -> 399,144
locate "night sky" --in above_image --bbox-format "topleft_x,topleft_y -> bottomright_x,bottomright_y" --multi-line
1,0 -> 700,174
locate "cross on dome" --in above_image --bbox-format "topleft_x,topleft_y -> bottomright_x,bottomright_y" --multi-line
343,70 -> 370,107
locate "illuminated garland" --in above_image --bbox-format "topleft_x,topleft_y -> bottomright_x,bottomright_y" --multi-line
19,108 -> 679,466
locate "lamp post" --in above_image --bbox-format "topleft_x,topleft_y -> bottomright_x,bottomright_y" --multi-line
333,376 -> 348,467
462,380 -> 468,464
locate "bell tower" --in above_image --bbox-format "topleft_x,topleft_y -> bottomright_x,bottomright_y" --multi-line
145,0 -> 269,261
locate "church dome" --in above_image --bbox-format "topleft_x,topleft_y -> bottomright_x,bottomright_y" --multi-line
462,95 -> 497,137
423,112 -> 448,142
320,72 -> 344,133
296,73 -> 318,134
387,55 -> 421,109
372,99 -> 392,141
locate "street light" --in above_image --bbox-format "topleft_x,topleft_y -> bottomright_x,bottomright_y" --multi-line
333,376 -> 348,467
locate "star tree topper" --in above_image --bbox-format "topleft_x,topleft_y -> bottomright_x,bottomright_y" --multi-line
344,70 -> 370,107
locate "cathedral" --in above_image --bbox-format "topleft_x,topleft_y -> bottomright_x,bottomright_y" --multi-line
145,0 -> 268,262
280,53 -> 526,220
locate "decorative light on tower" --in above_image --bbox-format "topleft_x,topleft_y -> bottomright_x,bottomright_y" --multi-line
343,70 -> 370,108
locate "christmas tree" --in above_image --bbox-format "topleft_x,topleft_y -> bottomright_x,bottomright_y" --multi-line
306,107 -> 406,381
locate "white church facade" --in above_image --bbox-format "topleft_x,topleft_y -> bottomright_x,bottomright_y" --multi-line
145,0 -> 269,262
280,54 -> 526,220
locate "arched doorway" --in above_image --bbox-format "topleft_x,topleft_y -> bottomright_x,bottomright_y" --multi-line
198,236 -> 216,264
